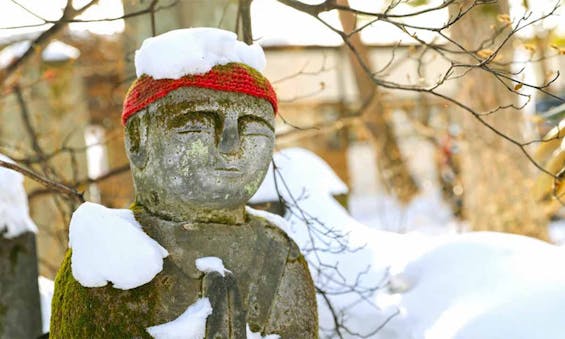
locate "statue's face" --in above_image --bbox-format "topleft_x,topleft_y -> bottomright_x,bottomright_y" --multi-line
125,87 -> 275,211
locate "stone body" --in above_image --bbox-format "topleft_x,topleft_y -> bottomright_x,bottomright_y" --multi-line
51,87 -> 318,338
0,233 -> 42,339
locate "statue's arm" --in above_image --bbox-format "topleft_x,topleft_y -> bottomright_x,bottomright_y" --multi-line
264,253 -> 319,338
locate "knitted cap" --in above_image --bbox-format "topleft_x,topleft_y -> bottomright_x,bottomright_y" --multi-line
122,63 -> 277,126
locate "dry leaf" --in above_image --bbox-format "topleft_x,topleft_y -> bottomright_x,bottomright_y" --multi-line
477,49 -> 494,59
523,43 -> 536,53
497,14 -> 512,24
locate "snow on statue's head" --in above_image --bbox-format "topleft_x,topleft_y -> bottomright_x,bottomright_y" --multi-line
123,28 -> 277,220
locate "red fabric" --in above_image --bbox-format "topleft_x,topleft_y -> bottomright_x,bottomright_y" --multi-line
122,63 -> 277,125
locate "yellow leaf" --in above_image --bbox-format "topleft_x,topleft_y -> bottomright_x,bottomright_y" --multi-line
523,43 -> 536,53
477,49 -> 494,59
497,14 -> 511,24
514,83 -> 523,90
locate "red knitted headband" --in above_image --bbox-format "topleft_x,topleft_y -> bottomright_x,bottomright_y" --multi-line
122,63 -> 278,125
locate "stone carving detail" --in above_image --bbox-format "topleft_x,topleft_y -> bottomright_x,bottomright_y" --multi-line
50,70 -> 318,337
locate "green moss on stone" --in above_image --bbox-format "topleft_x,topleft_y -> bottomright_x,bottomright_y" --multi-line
0,303 -> 6,334
50,250 -> 159,339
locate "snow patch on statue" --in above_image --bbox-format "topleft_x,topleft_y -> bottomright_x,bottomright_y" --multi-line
135,27 -> 266,79
245,206 -> 292,235
146,298 -> 212,339
195,256 -> 231,277
69,202 -> 168,290
246,324 -> 280,339
0,153 -> 38,238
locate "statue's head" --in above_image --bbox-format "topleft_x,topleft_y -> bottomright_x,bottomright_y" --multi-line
123,40 -> 277,221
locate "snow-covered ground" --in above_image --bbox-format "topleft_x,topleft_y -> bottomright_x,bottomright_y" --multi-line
250,147 -> 565,339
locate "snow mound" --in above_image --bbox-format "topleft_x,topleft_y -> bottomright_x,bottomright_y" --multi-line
246,324 -> 280,339
452,285 -> 565,339
195,257 -> 231,277
250,147 -> 348,204
146,298 -> 212,339
135,27 -> 266,79
69,202 -> 168,290
0,153 -> 38,238
383,231 -> 565,339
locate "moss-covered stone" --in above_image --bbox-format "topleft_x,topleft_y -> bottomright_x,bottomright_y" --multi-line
52,84 -> 318,337
50,250 -> 159,338
50,213 -> 318,338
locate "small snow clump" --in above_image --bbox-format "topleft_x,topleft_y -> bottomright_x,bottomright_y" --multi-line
69,202 -> 168,290
42,40 -> 80,62
39,276 -> 54,334
146,298 -> 213,339
195,257 -> 231,277
135,27 -> 266,80
246,324 -> 280,339
245,206 -> 292,235
0,153 -> 38,238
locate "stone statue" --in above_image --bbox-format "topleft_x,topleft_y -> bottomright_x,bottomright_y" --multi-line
50,55 -> 318,336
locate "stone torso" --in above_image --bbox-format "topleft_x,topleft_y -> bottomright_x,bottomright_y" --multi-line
50,211 -> 317,338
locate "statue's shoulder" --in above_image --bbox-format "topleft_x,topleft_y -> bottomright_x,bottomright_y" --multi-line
247,209 -> 301,253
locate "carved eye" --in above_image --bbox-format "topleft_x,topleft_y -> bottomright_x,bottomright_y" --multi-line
239,116 -> 274,138
169,112 -> 219,135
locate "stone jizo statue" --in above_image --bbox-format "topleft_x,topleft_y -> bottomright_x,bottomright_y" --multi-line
50,30 -> 318,339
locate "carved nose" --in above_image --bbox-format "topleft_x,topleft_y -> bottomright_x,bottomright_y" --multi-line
218,118 -> 240,155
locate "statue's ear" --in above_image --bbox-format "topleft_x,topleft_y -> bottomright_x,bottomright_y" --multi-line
125,112 -> 148,169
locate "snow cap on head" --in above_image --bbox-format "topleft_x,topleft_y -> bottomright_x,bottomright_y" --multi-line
122,27 -> 277,126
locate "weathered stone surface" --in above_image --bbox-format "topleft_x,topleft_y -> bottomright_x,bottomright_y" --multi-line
50,213 -> 317,338
0,232 -> 42,339
51,87 -> 318,338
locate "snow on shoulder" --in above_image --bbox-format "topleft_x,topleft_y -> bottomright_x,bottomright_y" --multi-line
195,257 -> 231,277
245,206 -> 292,235
146,298 -> 212,339
135,27 -> 266,79
0,153 -> 38,238
69,202 -> 168,290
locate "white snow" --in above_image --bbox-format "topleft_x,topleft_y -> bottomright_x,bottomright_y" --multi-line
250,147 -> 348,204
69,202 -> 168,290
41,40 -> 80,61
0,40 -> 79,69
0,153 -> 38,238
0,40 -> 30,69
38,276 -> 54,334
195,257 -> 231,277
246,324 -> 280,339
146,298 -> 212,339
249,146 -> 565,339
134,28 -> 266,80
245,206 -> 292,235
383,232 -> 565,339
